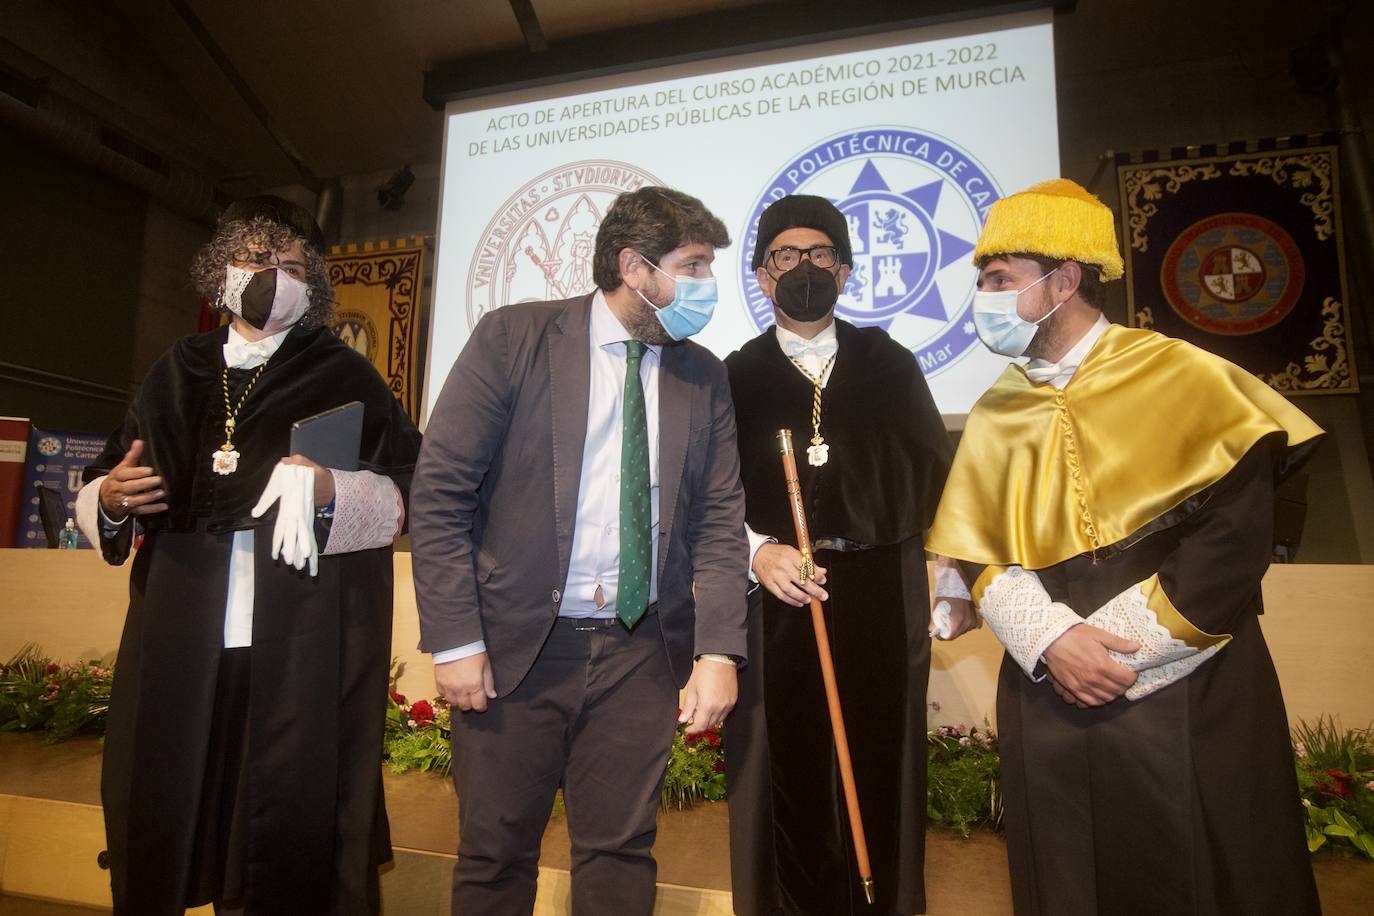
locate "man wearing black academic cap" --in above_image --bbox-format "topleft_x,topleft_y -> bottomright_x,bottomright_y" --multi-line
722,195 -> 955,916
76,197 -> 422,915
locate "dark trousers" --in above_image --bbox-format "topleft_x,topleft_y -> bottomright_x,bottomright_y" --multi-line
450,614 -> 678,916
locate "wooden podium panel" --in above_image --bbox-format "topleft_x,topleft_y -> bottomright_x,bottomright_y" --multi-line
1,550 -> 1371,730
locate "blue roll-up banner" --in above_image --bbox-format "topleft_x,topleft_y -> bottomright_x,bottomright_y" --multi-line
14,428 -> 108,548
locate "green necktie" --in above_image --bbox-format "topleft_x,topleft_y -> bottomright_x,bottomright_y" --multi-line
618,340 -> 652,628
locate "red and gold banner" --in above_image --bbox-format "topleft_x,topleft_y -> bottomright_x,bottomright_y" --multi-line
327,238 -> 430,421
1117,137 -> 1356,394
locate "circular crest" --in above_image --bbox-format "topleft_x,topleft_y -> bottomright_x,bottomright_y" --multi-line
465,160 -> 665,329
332,309 -> 380,362
1160,212 -> 1304,335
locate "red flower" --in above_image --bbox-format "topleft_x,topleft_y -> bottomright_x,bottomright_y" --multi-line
45,663 -> 60,675
389,691 -> 408,706
1319,768 -> 1353,799
410,699 -> 435,725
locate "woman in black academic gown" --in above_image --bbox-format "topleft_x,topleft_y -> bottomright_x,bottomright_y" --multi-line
77,197 -> 421,915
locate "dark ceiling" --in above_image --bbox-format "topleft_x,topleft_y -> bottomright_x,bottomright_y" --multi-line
0,0 -> 1365,200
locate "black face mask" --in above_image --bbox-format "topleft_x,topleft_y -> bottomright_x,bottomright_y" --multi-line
239,268 -> 280,330
773,260 -> 840,322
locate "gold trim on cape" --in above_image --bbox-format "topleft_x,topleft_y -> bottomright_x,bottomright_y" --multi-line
1140,574 -> 1231,651
971,564 -> 1007,606
927,324 -> 1323,570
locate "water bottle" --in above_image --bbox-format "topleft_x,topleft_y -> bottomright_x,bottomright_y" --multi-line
59,518 -> 79,549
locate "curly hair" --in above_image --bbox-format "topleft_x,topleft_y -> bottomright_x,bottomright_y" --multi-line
191,215 -> 336,328
592,187 -> 730,291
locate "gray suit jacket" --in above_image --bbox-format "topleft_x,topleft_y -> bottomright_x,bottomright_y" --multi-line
411,293 -> 748,693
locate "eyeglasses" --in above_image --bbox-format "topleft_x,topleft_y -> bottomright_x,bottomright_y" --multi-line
767,245 -> 839,271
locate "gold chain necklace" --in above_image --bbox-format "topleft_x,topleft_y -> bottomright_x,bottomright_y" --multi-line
211,363 -> 267,475
786,353 -> 836,467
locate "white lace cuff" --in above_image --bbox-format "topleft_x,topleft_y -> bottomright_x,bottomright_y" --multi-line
1085,580 -> 1224,701
933,563 -> 971,600
322,469 -> 404,555
977,566 -> 1083,681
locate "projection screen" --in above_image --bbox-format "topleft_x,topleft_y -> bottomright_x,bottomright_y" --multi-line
426,8 -> 1058,421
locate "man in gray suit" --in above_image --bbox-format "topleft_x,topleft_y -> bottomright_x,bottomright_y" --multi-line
411,186 -> 748,916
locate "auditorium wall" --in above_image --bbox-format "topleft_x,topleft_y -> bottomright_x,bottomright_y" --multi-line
0,126 -> 146,434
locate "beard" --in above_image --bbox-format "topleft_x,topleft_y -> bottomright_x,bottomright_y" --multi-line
624,275 -> 676,346
1023,286 -> 1066,360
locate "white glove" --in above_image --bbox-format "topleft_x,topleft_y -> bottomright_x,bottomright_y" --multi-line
930,600 -> 953,639
251,462 -> 318,576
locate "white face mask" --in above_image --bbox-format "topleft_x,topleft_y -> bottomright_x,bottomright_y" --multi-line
971,268 -> 1062,358
222,264 -> 311,334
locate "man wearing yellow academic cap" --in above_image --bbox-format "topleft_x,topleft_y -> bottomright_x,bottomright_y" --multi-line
928,179 -> 1323,915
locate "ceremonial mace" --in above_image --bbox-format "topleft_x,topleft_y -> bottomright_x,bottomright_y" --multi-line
776,428 -> 875,905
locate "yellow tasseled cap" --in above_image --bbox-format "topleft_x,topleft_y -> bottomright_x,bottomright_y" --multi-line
972,178 -> 1124,281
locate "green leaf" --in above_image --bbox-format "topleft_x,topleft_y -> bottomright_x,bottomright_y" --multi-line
1351,832 -> 1374,859
1330,809 -> 1358,832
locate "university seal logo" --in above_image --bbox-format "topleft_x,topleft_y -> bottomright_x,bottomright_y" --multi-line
1160,212 -> 1304,336
466,160 -> 664,329
742,128 -> 1000,377
332,309 -> 380,362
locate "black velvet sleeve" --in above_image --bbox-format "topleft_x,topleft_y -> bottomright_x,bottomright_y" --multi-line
83,404 -> 145,566
1154,439 -> 1279,635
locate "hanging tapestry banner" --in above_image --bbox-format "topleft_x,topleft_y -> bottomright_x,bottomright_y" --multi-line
327,238 -> 430,422
1117,138 -> 1356,394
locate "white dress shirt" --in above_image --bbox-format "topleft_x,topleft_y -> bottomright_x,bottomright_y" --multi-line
774,320 -> 838,387
432,291 -> 662,664
1024,313 -> 1111,389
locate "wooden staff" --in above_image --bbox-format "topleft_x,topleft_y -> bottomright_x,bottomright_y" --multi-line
776,428 -> 875,905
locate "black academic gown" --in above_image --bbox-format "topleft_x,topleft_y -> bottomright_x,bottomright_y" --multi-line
997,440 -> 1322,916
723,320 -> 951,916
83,324 -> 422,916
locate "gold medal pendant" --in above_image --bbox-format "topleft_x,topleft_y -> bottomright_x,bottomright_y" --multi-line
212,445 -> 241,475
215,363 -> 267,477
807,437 -> 829,467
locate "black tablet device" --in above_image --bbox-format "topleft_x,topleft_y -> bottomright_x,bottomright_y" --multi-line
289,401 -> 364,471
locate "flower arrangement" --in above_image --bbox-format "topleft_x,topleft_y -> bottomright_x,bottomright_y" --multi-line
926,720 -> 1003,837
0,645 -> 113,743
383,689 -> 452,775
9,646 -> 1369,859
662,717 -> 726,812
1293,716 -> 1374,859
